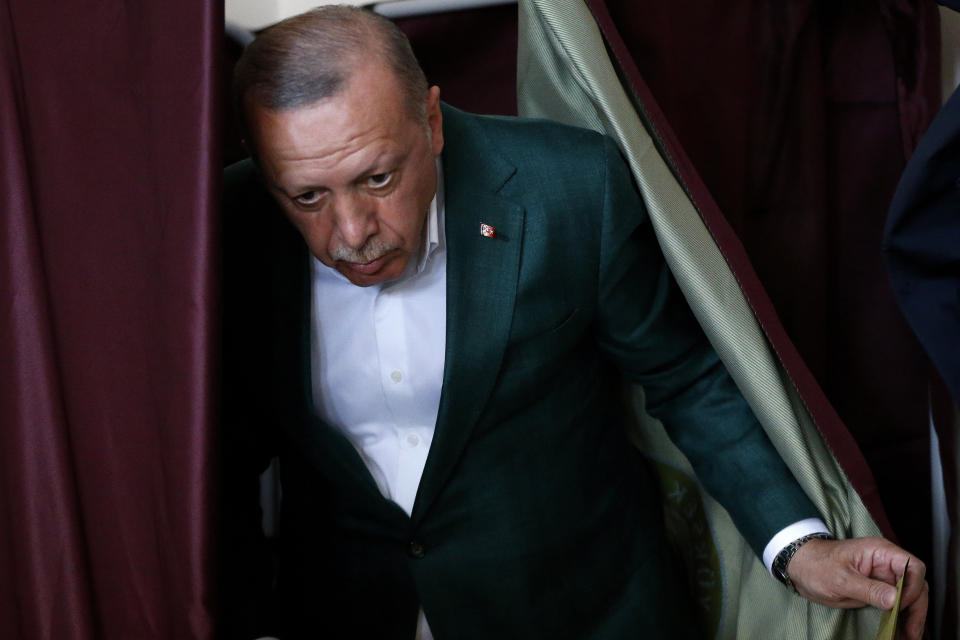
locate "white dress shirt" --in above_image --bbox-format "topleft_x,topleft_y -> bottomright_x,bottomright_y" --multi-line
305,164 -> 826,640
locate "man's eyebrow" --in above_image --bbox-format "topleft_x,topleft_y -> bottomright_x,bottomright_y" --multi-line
269,169 -> 327,197
269,149 -> 409,196
359,151 -> 404,176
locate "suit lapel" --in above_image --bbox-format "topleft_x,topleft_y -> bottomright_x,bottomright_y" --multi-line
412,108 -> 524,524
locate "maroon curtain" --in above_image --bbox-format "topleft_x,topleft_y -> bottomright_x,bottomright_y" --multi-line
0,2 -> 220,638
395,4 -> 519,116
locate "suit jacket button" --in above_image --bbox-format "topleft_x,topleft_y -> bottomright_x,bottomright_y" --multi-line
408,540 -> 426,558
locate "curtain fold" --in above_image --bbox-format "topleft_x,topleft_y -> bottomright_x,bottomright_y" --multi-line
602,0 -> 941,571
0,2 -> 220,638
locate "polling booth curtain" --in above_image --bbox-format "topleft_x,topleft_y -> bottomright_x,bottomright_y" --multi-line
570,0 -> 952,631
600,0 -> 944,571
0,1 -> 220,639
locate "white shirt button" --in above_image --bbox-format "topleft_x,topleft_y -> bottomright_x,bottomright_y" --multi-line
406,433 -> 420,447
391,370 -> 403,383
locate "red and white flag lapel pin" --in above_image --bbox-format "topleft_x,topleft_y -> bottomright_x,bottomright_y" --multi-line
480,223 -> 497,238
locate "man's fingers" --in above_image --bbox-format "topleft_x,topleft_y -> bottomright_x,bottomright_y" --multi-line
900,581 -> 929,640
839,569 -> 898,610
787,536 -> 928,638
898,558 -> 927,608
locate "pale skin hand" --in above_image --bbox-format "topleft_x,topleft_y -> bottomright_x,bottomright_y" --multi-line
787,537 -> 928,640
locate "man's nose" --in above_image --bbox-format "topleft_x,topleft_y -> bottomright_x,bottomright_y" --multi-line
333,194 -> 377,249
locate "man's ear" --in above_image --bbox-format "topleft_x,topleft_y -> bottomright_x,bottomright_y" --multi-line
426,85 -> 444,156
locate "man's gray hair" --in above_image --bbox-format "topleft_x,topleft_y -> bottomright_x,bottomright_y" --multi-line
233,5 -> 429,129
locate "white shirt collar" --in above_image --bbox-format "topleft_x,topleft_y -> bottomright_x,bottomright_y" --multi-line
415,158 -> 445,275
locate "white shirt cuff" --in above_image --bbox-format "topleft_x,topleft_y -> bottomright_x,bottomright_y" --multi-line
762,517 -> 831,575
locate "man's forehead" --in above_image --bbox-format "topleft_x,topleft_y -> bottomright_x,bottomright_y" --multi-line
251,106 -> 416,191
253,102 -> 405,153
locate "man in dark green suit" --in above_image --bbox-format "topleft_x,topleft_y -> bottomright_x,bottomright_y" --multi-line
221,6 -> 926,639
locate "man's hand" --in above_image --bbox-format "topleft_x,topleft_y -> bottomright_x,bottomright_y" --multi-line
787,537 -> 928,640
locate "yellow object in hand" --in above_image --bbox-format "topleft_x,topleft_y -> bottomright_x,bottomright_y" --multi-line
876,558 -> 908,640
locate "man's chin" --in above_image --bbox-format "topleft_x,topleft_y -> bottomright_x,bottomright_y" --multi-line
335,253 -> 408,286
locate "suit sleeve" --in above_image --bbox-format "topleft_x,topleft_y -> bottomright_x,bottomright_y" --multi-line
591,138 -> 821,556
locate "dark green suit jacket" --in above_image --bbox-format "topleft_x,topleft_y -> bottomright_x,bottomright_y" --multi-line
221,105 -> 818,639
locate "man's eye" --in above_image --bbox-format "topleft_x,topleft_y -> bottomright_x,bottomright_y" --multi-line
294,191 -> 322,206
367,173 -> 392,188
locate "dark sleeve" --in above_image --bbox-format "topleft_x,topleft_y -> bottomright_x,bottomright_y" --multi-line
883,84 -> 960,405
217,160 -> 281,639
591,138 -> 821,555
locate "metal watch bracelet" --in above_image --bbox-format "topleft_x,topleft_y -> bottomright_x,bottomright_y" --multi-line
772,532 -> 835,592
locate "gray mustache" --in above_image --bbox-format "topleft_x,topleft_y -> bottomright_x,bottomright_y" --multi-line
331,238 -> 397,263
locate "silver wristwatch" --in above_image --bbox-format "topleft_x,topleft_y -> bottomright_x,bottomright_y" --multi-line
772,532 -> 834,592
